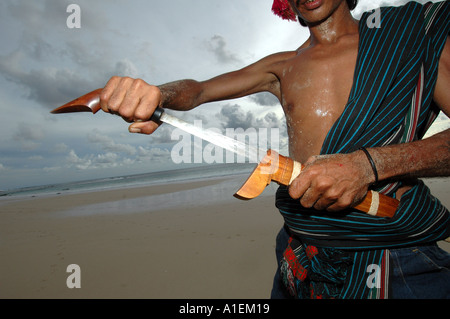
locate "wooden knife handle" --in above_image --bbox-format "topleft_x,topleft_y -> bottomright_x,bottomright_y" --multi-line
269,151 -> 399,218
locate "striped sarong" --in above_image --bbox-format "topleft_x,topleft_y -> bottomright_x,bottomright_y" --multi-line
276,1 -> 450,299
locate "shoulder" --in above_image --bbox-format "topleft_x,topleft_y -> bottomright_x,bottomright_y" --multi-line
358,1 -> 448,44
359,1 -> 447,25
238,50 -> 299,84
243,36 -> 310,73
375,1 -> 448,25
246,50 -> 299,71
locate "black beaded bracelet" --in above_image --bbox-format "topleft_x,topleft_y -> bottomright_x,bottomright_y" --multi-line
359,147 -> 378,183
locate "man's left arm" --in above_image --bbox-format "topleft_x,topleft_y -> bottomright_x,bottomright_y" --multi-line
369,35 -> 450,181
289,36 -> 450,212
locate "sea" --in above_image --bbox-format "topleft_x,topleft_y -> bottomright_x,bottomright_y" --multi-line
0,162 -> 282,216
0,163 -> 257,199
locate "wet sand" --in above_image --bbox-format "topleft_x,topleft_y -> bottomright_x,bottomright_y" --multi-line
0,176 -> 448,299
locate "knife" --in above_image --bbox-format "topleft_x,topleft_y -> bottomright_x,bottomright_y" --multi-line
51,89 -> 262,162
51,89 -> 399,218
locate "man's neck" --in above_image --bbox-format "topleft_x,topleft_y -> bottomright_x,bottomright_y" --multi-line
307,5 -> 359,45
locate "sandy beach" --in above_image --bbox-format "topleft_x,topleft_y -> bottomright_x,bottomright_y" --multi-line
0,175 -> 449,299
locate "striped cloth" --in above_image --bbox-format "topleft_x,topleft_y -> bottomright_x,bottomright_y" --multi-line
276,1 -> 450,299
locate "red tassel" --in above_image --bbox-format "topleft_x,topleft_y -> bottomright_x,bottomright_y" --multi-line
272,0 -> 297,21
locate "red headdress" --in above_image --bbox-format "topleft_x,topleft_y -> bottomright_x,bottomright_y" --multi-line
271,0 -> 297,21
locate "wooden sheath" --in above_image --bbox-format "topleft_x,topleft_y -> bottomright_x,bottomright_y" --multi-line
235,150 -> 399,218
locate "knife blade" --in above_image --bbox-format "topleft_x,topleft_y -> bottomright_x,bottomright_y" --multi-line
50,88 -> 266,162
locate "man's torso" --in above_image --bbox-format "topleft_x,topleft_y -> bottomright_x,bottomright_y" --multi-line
274,32 -> 359,163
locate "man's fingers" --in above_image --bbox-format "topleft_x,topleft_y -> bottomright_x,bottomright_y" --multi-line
100,76 -> 121,113
107,77 -> 133,113
300,187 -> 321,208
287,153 -> 372,212
120,90 -> 141,122
288,174 -> 310,199
128,121 -> 160,135
312,198 -> 334,211
326,194 -> 355,212
134,87 -> 161,121
100,77 -> 162,127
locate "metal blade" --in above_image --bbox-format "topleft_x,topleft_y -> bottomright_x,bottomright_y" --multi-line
50,89 -> 267,162
160,112 -> 265,162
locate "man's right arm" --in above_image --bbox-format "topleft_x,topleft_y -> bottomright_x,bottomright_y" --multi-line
99,51 -> 293,134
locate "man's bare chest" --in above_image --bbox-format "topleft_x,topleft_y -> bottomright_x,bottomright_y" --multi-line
279,43 -> 358,118
276,39 -> 359,159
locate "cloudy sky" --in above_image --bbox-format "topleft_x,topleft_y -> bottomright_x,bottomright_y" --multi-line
0,0 -> 448,190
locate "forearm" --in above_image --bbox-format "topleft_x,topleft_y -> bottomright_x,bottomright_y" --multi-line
367,129 -> 450,183
158,79 -> 204,111
157,53 -> 286,112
